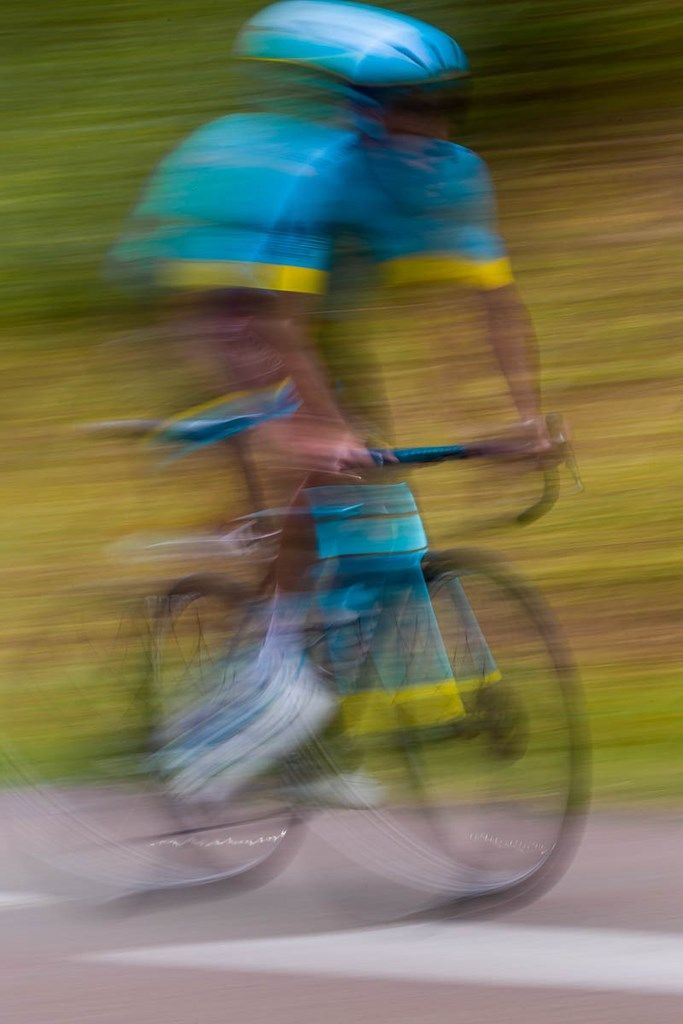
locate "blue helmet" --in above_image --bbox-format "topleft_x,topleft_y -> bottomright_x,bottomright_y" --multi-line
235,1 -> 469,89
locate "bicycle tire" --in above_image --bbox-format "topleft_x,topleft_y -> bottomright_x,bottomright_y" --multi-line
146,573 -> 305,892
2,575 -> 305,899
1,587 -> 191,898
416,547 -> 589,912
300,547 -> 588,913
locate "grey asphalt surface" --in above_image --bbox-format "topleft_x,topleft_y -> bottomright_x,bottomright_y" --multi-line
2,809 -> 683,1024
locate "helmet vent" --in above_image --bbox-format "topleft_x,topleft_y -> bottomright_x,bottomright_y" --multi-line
427,41 -> 448,71
390,44 -> 429,72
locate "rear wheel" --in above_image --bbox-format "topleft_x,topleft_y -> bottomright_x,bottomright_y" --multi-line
145,574 -> 303,890
2,575 -> 302,897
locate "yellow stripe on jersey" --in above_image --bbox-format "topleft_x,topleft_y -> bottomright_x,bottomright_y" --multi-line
159,260 -> 328,295
382,254 -> 514,290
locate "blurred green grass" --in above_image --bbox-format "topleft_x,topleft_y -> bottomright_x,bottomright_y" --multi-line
1,1 -> 682,802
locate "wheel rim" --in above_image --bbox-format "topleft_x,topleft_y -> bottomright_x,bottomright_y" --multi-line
148,582 -> 299,886
305,557 -> 586,903
2,580 -> 298,895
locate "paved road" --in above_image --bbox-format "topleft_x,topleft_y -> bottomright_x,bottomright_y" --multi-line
2,810 -> 683,1024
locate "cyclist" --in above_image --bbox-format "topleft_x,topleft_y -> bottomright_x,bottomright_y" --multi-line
112,1 -> 550,804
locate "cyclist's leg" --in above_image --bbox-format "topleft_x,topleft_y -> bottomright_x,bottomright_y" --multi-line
161,291 -> 290,521
164,296 -> 394,803
161,300 -> 343,800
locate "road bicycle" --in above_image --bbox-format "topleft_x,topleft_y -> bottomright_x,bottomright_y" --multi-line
4,411 -> 588,914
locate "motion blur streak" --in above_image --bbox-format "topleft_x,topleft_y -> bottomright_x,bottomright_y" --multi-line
2,2 -> 682,1023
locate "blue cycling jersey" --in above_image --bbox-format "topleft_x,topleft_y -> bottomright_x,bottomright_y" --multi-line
112,112 -> 513,295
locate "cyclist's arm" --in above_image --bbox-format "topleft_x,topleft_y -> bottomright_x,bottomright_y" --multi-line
461,157 -> 544,428
478,282 -> 542,425
260,294 -> 351,430
108,115 -> 363,462
373,147 -> 544,429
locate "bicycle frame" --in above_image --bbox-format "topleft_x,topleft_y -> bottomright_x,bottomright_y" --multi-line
301,480 -> 501,738
82,413 -> 574,734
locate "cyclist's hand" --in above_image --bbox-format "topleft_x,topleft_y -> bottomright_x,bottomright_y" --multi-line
481,415 -> 566,464
259,416 -> 373,473
510,415 -> 572,469
518,415 -> 555,460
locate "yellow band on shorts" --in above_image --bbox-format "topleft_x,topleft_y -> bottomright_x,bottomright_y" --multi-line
382,254 -> 514,290
340,671 -> 503,736
341,678 -> 465,736
158,259 -> 328,295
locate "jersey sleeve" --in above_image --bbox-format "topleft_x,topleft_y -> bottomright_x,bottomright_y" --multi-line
359,145 -> 514,291
108,115 -> 352,297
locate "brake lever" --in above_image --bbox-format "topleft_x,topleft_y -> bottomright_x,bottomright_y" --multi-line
514,413 -> 582,525
545,412 -> 584,494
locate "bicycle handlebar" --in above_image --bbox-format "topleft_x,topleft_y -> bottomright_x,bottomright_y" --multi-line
369,444 -> 469,465
367,444 -> 560,524
368,413 -> 580,525
79,413 -> 580,526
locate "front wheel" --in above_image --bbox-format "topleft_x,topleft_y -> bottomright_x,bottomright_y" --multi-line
298,549 -> 588,914
411,548 -> 589,910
